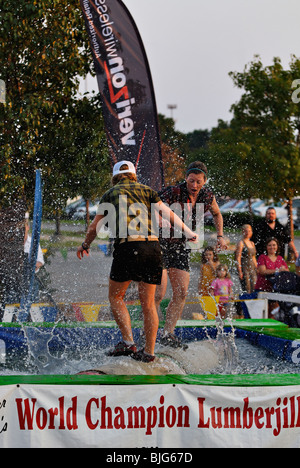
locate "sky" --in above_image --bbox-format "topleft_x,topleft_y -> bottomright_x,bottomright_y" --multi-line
83,0 -> 300,134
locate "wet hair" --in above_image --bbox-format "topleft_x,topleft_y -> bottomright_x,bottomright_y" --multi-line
186,161 -> 208,179
201,246 -> 219,263
216,263 -> 231,279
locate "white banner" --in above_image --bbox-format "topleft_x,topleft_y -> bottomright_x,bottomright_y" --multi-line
1,384 -> 300,448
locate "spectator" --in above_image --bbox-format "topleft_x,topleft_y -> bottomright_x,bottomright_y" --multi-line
210,264 -> 234,319
235,224 -> 257,293
252,207 -> 298,258
19,214 -> 46,306
255,238 -> 289,292
24,214 -> 45,273
198,246 -> 220,296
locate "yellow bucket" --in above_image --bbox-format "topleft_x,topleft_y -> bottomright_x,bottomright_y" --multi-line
198,296 -> 220,320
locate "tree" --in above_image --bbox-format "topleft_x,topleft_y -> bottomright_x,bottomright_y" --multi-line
185,129 -> 211,167
0,1 -> 110,301
0,0 -> 92,206
229,56 -> 300,237
205,56 -> 300,235
38,94 -> 109,231
203,120 -> 257,200
158,114 -> 187,185
64,95 -> 110,227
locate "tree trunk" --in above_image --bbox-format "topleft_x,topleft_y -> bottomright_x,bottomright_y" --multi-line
85,199 -> 90,231
248,197 -> 253,214
287,199 -> 294,241
55,211 -> 61,236
287,198 -> 295,262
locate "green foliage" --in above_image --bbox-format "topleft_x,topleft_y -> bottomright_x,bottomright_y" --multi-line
222,212 -> 262,230
185,129 -> 211,169
193,56 -> 300,203
158,114 -> 187,184
1,2 -> 299,220
0,0 -> 109,212
41,95 -> 110,217
228,56 -> 300,201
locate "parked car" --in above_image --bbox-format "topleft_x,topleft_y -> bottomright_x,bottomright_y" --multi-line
230,200 -> 249,212
231,199 -> 269,213
219,200 -> 239,213
250,200 -> 265,211
72,202 -> 98,220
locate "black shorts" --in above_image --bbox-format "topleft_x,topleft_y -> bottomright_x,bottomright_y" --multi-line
110,241 -> 163,285
160,240 -> 191,272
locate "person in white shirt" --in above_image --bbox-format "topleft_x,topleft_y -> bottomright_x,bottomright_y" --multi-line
24,214 -> 44,272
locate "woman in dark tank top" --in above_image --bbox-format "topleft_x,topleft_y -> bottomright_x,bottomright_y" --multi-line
235,224 -> 257,293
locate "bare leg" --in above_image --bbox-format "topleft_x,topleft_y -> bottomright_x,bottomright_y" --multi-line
163,268 -> 190,335
139,282 -> 159,356
155,268 -> 168,311
108,279 -> 134,344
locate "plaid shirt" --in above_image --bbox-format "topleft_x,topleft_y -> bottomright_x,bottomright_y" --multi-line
159,181 -> 215,245
159,181 -> 214,217
97,179 -> 161,239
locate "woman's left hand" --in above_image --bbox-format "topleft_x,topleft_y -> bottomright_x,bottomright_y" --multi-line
216,236 -> 227,251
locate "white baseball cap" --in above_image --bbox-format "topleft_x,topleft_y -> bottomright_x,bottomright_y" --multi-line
113,160 -> 136,177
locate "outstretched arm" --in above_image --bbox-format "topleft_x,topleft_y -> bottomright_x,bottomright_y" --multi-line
77,214 -> 104,259
210,198 -> 227,250
155,201 -> 198,242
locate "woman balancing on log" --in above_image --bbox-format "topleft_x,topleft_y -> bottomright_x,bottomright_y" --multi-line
155,161 -> 227,349
77,161 -> 198,363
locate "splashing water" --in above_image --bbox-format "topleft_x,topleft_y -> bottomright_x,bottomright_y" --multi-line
15,320 -> 225,376
0,289 -> 296,377
199,296 -> 239,374
1,322 -> 299,376
214,313 -> 239,373
23,325 -> 65,374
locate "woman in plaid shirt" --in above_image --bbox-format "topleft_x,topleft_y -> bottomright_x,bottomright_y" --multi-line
77,161 -> 198,362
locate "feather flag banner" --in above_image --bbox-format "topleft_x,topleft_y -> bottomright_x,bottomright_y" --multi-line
80,0 -> 164,190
